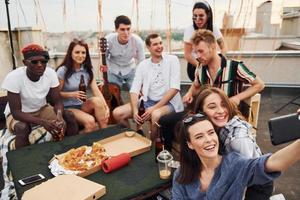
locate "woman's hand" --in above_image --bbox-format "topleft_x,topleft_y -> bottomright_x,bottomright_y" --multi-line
71,91 -> 87,101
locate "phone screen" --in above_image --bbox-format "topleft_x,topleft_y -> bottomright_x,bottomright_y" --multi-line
18,174 -> 45,185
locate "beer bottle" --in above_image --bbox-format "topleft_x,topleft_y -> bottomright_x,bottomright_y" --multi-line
138,98 -> 145,117
78,75 -> 86,102
155,138 -> 163,162
54,109 -> 64,141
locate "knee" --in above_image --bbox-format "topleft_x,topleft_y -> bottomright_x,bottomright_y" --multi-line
151,110 -> 162,124
113,107 -> 125,120
14,122 -> 30,136
83,117 -> 96,130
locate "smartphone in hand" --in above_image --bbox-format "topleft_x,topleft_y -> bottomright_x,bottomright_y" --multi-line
18,174 -> 45,186
268,113 -> 300,145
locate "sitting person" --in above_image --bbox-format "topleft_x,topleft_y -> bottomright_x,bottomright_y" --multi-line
1,44 -> 76,149
159,29 -> 264,150
113,33 -> 184,141
193,85 -> 273,199
172,112 -> 300,199
57,39 -> 110,133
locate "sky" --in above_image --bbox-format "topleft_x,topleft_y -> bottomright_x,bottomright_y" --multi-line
0,0 -> 299,33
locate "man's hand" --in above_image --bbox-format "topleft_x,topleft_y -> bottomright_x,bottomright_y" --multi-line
40,119 -> 63,134
229,96 -> 240,106
183,92 -> 193,104
133,111 -> 144,125
141,107 -> 155,122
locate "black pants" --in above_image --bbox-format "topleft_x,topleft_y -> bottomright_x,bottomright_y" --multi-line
187,63 -> 196,81
245,181 -> 274,200
158,111 -> 187,151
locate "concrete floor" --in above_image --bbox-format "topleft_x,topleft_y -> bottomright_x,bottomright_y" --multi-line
255,88 -> 300,200
1,87 -> 299,199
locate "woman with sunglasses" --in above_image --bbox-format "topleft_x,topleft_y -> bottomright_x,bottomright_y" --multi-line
193,85 -> 273,199
172,112 -> 300,199
57,39 -> 109,133
184,1 -> 226,81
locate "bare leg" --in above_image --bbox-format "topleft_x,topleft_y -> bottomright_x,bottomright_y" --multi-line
14,122 -> 31,149
68,108 -> 97,133
150,106 -> 172,142
112,103 -> 133,127
82,97 -> 108,129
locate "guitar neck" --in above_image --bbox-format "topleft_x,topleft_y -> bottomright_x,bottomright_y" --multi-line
101,52 -> 109,84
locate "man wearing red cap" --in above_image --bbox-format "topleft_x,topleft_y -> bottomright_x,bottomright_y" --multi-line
1,44 -> 73,148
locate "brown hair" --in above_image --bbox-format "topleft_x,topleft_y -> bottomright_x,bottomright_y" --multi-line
114,15 -> 131,29
193,85 -> 242,122
145,33 -> 160,46
191,29 -> 216,46
57,39 -> 93,84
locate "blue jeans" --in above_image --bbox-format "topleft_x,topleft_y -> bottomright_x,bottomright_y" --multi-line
108,69 -> 135,90
144,98 -> 175,113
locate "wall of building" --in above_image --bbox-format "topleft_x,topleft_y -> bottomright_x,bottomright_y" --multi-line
281,15 -> 300,36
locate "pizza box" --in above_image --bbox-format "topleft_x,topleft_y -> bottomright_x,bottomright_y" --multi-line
50,131 -> 152,177
22,174 -> 106,200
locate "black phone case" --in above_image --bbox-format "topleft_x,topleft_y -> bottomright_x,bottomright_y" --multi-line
268,113 -> 300,145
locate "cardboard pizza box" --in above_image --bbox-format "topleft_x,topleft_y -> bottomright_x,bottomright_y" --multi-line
50,131 -> 152,177
22,174 -> 106,200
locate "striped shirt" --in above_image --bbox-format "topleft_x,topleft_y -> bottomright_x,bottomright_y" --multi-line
196,54 -> 256,97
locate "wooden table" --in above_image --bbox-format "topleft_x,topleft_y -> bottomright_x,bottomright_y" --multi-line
7,125 -> 171,199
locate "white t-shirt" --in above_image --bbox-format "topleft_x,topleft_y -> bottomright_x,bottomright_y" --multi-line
130,54 -> 184,112
183,24 -> 223,58
1,66 -> 59,116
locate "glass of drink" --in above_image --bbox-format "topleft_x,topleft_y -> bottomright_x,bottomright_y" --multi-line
156,149 -> 173,179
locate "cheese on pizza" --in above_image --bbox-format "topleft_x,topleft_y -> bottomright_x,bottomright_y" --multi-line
59,142 -> 107,171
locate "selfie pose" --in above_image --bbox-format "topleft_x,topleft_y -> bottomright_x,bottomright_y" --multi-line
172,113 -> 300,200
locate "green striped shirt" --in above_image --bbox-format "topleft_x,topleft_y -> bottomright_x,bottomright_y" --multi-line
197,55 -> 256,97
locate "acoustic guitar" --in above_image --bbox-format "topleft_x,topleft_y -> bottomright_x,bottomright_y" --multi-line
98,37 -> 123,124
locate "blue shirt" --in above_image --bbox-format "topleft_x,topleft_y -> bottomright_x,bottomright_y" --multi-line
172,153 -> 280,200
56,65 -> 90,107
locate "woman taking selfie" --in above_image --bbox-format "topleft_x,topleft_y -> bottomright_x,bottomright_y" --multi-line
193,86 -> 273,199
172,112 -> 300,199
184,1 -> 226,81
57,39 -> 109,133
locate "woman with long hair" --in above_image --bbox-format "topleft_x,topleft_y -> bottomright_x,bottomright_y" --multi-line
172,112 -> 300,199
57,39 -> 109,133
192,86 -> 273,199
184,1 -> 226,81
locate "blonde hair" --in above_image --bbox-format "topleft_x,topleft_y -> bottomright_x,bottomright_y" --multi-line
191,29 -> 216,46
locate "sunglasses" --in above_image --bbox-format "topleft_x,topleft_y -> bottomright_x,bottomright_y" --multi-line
183,113 -> 206,125
28,59 -> 48,65
192,14 -> 206,21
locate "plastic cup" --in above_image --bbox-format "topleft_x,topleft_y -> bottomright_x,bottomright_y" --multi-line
156,150 -> 173,179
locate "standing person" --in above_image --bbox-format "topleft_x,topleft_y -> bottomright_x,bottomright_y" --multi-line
1,44 -> 66,148
160,29 -> 264,150
113,33 -> 184,141
193,86 -> 273,199
105,15 -> 145,90
57,39 -> 109,133
184,1 -> 226,81
172,113 -> 300,200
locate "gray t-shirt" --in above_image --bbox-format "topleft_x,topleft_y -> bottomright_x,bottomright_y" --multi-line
105,33 -> 145,76
56,65 -> 90,107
